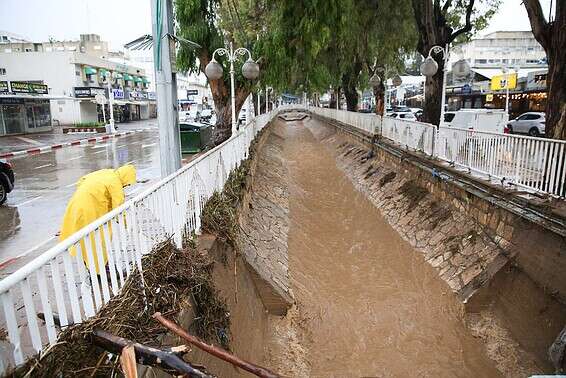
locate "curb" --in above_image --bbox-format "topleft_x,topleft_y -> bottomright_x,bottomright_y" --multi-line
0,130 -> 143,159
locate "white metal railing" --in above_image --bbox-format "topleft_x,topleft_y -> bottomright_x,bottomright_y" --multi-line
0,107 -> 290,372
310,107 -> 566,198
436,126 -> 566,196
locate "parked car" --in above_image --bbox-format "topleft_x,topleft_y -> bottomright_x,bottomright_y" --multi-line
443,109 -> 509,133
0,160 -> 15,205
505,112 -> 545,136
388,112 -> 416,120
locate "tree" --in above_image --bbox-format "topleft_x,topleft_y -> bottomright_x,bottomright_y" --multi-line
176,0 -> 260,145
524,1 -> 566,140
411,0 -> 500,125
260,0 -> 415,111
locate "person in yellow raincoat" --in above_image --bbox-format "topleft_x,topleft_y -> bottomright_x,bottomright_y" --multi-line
60,164 -> 136,273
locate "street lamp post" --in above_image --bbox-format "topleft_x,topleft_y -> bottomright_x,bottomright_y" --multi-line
257,89 -> 261,115
420,44 -> 450,126
265,86 -> 272,113
205,42 -> 259,135
104,72 -> 117,133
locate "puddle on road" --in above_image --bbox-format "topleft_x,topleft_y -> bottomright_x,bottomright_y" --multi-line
276,118 -> 501,377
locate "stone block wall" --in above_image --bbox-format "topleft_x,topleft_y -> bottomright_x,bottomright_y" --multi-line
237,123 -> 294,315
313,114 -> 566,304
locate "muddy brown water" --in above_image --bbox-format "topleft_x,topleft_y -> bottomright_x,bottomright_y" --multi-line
278,117 -> 501,377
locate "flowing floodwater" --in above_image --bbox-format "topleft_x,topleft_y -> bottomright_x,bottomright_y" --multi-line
278,117 -> 501,377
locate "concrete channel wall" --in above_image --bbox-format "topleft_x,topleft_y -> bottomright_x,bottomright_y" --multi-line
308,112 -> 566,373
311,112 -> 566,304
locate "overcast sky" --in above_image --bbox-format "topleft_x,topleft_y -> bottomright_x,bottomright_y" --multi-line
0,0 -> 554,51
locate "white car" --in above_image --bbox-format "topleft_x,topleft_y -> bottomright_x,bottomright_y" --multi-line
506,112 -> 545,136
443,109 -> 509,133
389,112 -> 416,120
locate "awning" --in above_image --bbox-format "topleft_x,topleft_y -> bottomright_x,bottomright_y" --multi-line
99,69 -> 109,77
123,74 -> 134,81
84,66 -> 97,75
114,73 -> 124,79
471,67 -> 546,80
134,76 -> 143,83
142,77 -> 150,84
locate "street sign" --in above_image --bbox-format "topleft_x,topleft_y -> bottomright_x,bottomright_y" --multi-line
95,94 -> 107,105
187,89 -> 199,96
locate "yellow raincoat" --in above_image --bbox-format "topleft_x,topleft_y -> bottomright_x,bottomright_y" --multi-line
60,165 -> 136,273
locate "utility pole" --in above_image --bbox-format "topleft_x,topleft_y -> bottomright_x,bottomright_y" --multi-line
151,0 -> 181,177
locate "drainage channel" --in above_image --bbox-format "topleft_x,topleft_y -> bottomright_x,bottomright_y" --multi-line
268,117 -> 501,377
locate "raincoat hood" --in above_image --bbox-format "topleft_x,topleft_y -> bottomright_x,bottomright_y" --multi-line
116,165 -> 136,187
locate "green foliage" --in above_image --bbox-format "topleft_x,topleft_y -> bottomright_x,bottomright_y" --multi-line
446,0 -> 502,44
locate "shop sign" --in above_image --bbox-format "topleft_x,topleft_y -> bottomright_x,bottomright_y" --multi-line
490,73 -> 517,91
527,70 -> 547,90
0,97 -> 24,105
0,81 -> 8,93
128,90 -> 148,100
9,81 -> 48,94
486,94 -> 494,102
187,89 -> 199,96
112,88 -> 125,99
74,86 -> 105,98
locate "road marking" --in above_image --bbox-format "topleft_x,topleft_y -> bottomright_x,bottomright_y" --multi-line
0,235 -> 58,270
34,163 -> 53,169
92,144 -> 108,149
117,144 -> 127,148
15,136 -> 44,146
142,143 -> 156,148
68,155 -> 84,161
19,236 -> 57,258
94,149 -> 107,154
15,196 -> 42,207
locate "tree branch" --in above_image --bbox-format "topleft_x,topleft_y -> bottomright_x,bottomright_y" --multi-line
153,312 -> 280,378
442,0 -> 453,14
448,0 -> 476,43
523,0 -> 551,49
92,329 -> 211,378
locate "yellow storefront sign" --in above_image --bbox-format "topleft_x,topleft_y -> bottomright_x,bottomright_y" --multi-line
491,73 -> 517,90
485,94 -> 494,102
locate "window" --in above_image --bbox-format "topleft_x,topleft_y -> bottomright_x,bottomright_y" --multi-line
525,114 -> 541,120
477,59 -> 487,64
25,48 -> 32,52
444,113 -> 456,122
0,68 -> 6,75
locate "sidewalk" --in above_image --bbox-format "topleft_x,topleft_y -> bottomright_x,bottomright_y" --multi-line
0,119 -> 157,158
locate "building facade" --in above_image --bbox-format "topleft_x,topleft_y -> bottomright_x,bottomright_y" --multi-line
449,31 -> 547,69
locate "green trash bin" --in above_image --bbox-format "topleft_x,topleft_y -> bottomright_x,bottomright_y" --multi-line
180,122 -> 212,154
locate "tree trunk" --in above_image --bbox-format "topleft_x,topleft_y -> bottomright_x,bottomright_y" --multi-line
524,0 -> 566,140
343,86 -> 359,111
373,81 -> 385,116
422,60 -> 444,125
211,88 -> 250,146
544,34 -> 566,140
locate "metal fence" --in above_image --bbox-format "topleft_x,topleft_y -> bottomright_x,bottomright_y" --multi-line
0,108 -> 285,372
310,108 -> 566,198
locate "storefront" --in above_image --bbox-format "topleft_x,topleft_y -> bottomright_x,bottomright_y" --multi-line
0,81 -> 53,135
74,86 -> 106,125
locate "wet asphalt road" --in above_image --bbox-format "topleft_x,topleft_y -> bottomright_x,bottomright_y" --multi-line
0,131 -> 162,276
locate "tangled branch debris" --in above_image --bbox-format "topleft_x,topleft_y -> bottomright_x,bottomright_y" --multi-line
201,128 -> 265,252
14,240 -> 229,377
